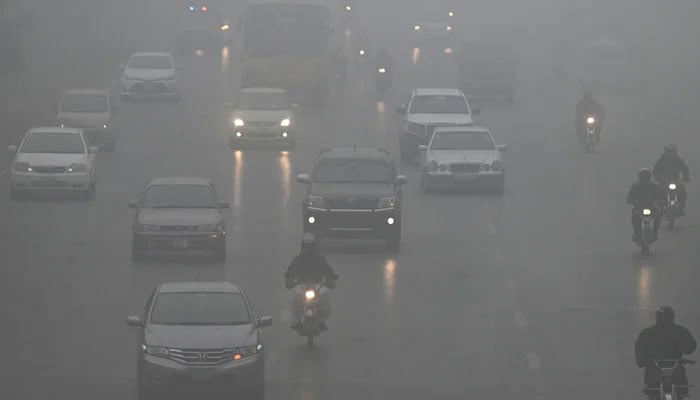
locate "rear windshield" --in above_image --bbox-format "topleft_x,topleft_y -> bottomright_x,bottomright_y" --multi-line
409,95 -> 469,114
60,93 -> 108,113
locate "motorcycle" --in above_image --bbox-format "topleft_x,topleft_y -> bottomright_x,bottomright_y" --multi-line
636,205 -> 658,255
660,179 -> 681,229
581,114 -> 599,152
375,66 -> 391,93
645,359 -> 695,400
291,283 -> 330,347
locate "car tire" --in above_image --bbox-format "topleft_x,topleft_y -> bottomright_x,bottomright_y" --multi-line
386,230 -> 401,252
82,180 -> 96,200
213,243 -> 226,263
10,187 -> 23,201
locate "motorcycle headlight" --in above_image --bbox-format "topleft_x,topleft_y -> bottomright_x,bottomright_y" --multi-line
233,345 -> 261,360
446,26 -> 453,31
414,25 -> 421,31
13,162 -> 32,172
220,24 -> 230,31
378,67 -> 386,74
141,345 -> 170,359
359,49 -> 365,56
643,209 -> 652,216
376,196 -> 397,210
345,5 -> 351,11
586,116 -> 596,124
280,118 -> 291,127
669,183 -> 677,190
233,118 -> 245,127
66,163 -> 87,173
306,195 -> 326,209
428,160 -> 438,172
135,224 -> 160,232
305,290 -> 316,300
491,160 -> 503,172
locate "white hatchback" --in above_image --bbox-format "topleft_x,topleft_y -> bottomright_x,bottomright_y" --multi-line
8,127 -> 97,200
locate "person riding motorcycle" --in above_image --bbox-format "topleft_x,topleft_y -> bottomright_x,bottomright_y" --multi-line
373,47 -> 394,72
653,144 -> 690,216
284,233 -> 338,331
635,306 -> 697,397
575,90 -> 605,143
626,168 -> 664,242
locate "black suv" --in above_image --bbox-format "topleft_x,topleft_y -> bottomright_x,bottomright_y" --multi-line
296,148 -> 407,251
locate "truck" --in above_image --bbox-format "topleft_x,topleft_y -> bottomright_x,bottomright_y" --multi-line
456,41 -> 517,103
239,0 -> 333,106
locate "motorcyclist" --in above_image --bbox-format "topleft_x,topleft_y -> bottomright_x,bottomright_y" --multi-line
626,168 -> 664,242
635,306 -> 697,397
373,47 -> 394,72
574,90 -> 605,143
284,233 -> 338,331
653,144 -> 690,216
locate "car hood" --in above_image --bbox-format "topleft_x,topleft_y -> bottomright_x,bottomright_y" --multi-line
138,208 -> 222,226
233,109 -> 291,122
145,324 -> 255,349
310,183 -> 394,198
16,152 -> 88,166
124,68 -> 173,81
427,149 -> 500,164
58,112 -> 110,128
407,114 -> 474,125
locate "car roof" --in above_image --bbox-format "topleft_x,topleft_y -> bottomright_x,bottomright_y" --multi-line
319,148 -> 392,161
158,281 -> 242,294
147,177 -> 213,186
130,52 -> 172,58
240,87 -> 288,94
413,88 -> 464,96
28,127 -> 82,134
62,89 -> 108,96
433,126 -> 490,134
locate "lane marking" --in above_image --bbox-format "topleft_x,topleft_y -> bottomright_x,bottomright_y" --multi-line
514,311 -> 528,330
527,352 -> 542,370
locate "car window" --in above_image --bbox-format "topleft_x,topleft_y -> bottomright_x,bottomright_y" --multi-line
141,184 -> 217,208
314,158 -> 393,183
430,131 -> 495,150
238,91 -> 290,110
20,132 -> 86,154
409,95 -> 469,114
60,93 -> 108,113
127,55 -> 173,69
150,292 -> 251,325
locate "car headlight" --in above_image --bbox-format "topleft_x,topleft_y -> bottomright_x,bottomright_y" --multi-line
234,118 -> 245,127
376,196 -> 396,210
220,24 -> 230,31
428,160 -> 438,172
669,183 -> 677,190
233,345 -> 261,360
482,164 -> 491,172
66,163 -> 87,173
306,195 -> 326,209
305,289 -> 316,299
141,345 -> 170,359
378,67 -> 386,73
446,26 -> 452,31
586,116 -> 596,124
491,160 -> 503,172
643,209 -> 652,216
280,118 -> 291,127
102,123 -> 109,129
13,162 -> 32,172
135,224 -> 160,232
414,25 -> 421,31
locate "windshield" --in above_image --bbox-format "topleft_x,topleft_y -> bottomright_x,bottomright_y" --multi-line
20,132 -> 85,154
141,184 -> 217,208
243,4 -> 330,56
431,131 -> 495,150
409,95 -> 469,114
315,158 -> 393,183
150,292 -> 250,325
238,92 -> 290,110
127,55 -> 173,69
60,93 -> 108,113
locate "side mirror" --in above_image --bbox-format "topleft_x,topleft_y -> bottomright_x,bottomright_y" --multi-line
125,316 -> 143,327
296,173 -> 310,184
396,175 -> 408,185
497,145 -> 508,152
396,105 -> 407,115
127,200 -> 139,208
88,146 -> 99,154
219,201 -> 230,209
257,316 -> 273,328
472,108 -> 481,115
8,145 -> 17,154
418,145 -> 427,152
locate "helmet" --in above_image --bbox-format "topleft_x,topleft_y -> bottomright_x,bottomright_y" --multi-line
301,232 -> 317,252
638,168 -> 652,183
655,306 -> 675,324
664,144 -> 678,155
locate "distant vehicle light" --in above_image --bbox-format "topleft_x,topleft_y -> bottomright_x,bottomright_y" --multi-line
586,116 -> 596,124
444,48 -> 453,54
669,183 -> 677,190
387,217 -> 395,225
305,290 -> 315,300
345,5 -> 351,11
378,67 -> 386,74
282,132 -> 288,138
280,118 -> 290,127
234,118 -> 244,127
414,25 -> 421,31
359,49 -> 365,55
236,131 -> 242,137
308,216 -> 315,224
189,5 -> 195,11
220,24 -> 230,31
448,11 -> 455,17
201,6 -> 207,11
446,26 -> 452,31
643,209 -> 652,216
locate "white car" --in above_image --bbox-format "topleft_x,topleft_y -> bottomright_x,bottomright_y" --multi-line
8,127 -> 98,200
120,52 -> 180,100
56,89 -> 117,151
397,88 -> 478,161
420,126 -> 507,194
228,88 -> 296,148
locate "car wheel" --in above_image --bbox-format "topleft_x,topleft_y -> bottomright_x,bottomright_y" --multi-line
213,243 -> 226,262
10,187 -> 23,201
82,181 -> 96,200
386,224 -> 401,252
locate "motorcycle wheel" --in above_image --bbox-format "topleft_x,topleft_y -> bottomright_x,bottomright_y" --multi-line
668,217 -> 675,230
307,334 -> 314,348
641,242 -> 650,255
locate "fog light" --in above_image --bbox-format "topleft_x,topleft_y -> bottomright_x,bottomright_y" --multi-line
308,216 -> 315,224
236,131 -> 242,137
282,132 -> 288,138
387,217 -> 395,225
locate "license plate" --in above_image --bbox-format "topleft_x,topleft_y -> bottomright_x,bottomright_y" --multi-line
173,238 -> 188,248
192,368 -> 213,380
455,174 -> 475,182
42,176 -> 59,183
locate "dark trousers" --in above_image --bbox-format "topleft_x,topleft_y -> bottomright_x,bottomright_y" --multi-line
632,208 -> 661,239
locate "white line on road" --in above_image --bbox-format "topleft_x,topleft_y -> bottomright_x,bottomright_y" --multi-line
527,352 -> 542,369
514,311 -> 528,330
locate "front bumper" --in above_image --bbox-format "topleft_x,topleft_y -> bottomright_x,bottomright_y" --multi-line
230,127 -> 294,147
138,353 -> 264,396
133,231 -> 225,251
303,208 -> 400,239
10,171 -> 91,191
121,80 -> 178,98
423,171 -> 505,189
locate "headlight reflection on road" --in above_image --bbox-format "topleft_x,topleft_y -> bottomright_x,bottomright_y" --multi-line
233,150 -> 244,221
637,265 -> 652,326
384,259 -> 397,308
279,151 -> 291,229
221,46 -> 230,70
412,47 -> 421,65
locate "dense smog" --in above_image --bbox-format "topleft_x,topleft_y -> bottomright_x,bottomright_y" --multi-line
2,0 -> 700,399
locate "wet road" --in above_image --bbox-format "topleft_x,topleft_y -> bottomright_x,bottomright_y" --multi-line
2,1 -> 700,399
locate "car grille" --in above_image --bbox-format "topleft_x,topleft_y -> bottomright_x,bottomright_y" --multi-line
449,163 -> 482,173
32,166 -> 67,174
159,225 -> 197,232
246,121 -> 279,127
169,348 -> 237,365
326,198 -> 378,210
131,82 -> 168,93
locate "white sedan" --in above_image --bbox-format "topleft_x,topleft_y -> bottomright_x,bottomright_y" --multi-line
420,126 -> 507,194
120,52 -> 180,100
8,127 -> 97,200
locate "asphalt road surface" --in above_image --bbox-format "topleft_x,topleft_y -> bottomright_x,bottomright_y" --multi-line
2,1 -> 700,399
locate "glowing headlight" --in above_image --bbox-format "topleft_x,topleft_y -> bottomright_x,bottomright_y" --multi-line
305,290 -> 316,299
444,48 -> 453,54
376,196 -> 396,210
282,132 -> 288,138
414,25 -> 421,31
307,216 -> 315,224
643,209 -> 652,216
387,217 -> 395,225
13,162 -> 32,172
378,67 -> 386,74
220,24 -> 230,31
234,118 -> 245,127
141,345 -> 170,359
236,131 -> 242,137
586,116 -> 596,124
448,11 -> 455,17
446,26 -> 452,31
102,124 -> 108,129
669,183 -> 677,190
280,118 -> 290,127
345,5 -> 351,11
66,163 -> 87,173
359,49 -> 365,55
306,195 -> 326,209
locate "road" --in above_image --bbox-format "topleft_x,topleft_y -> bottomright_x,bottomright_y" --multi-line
2,1 -> 700,399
